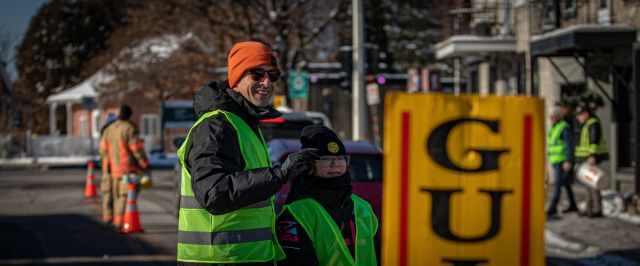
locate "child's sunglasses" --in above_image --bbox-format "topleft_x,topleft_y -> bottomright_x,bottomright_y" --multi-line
248,68 -> 280,82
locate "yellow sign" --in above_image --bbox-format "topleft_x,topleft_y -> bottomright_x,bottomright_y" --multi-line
273,95 -> 286,108
382,93 -> 545,266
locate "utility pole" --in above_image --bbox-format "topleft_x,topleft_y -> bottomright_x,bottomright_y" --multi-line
352,0 -> 367,140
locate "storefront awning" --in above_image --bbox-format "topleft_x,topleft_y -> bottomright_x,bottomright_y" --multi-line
530,25 -> 637,57
435,35 -> 516,59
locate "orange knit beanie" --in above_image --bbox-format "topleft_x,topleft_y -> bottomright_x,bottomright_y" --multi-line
227,41 -> 279,88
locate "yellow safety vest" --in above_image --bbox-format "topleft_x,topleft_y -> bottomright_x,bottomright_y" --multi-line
548,120 -> 570,164
575,117 -> 607,159
176,110 -> 285,263
282,195 -> 378,266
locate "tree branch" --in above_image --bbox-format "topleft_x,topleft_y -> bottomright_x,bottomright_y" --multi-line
301,0 -> 345,47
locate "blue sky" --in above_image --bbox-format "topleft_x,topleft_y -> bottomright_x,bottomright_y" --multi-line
0,0 -> 48,80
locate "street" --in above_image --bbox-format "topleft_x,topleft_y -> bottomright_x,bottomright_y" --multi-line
0,169 -> 177,265
1,168 -> 640,265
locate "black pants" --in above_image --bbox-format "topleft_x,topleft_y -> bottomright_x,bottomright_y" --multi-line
548,163 -> 578,213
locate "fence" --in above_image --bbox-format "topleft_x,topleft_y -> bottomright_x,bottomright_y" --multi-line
29,136 -> 98,157
0,134 -> 26,158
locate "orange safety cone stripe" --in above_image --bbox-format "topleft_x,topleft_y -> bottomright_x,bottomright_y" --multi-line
121,183 -> 143,234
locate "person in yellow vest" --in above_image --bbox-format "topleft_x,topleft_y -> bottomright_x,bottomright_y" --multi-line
276,125 -> 379,266
575,104 -> 609,218
546,107 -> 578,216
176,41 -> 319,265
99,105 -> 151,228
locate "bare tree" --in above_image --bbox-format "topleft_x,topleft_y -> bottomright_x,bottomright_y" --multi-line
0,26 -> 18,73
157,0 -> 347,97
99,34 -> 211,101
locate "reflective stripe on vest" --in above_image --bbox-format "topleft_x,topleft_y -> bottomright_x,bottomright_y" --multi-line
282,195 -> 378,266
547,120 -> 569,164
180,195 -> 271,210
575,117 -> 608,158
176,110 -> 285,264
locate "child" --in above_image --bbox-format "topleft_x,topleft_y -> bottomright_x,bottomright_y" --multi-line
276,125 -> 379,266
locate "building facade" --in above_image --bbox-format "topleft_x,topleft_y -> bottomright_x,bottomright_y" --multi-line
436,0 -> 639,192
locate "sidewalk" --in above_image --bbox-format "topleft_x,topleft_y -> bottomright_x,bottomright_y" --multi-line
0,156 -> 97,169
0,153 -> 177,169
544,181 -> 640,265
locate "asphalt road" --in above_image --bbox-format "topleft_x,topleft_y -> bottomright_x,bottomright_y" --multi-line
0,168 -> 178,265
1,168 -> 640,265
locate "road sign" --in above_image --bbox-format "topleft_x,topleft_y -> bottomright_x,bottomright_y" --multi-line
287,71 -> 309,99
366,83 -> 380,106
383,93 -> 545,266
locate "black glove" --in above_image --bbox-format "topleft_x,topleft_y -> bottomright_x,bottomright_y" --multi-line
277,148 -> 319,183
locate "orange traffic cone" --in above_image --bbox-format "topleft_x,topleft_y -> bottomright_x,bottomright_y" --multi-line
84,161 -> 98,198
122,182 -> 143,234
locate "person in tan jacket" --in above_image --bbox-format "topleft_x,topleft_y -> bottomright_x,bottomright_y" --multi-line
99,113 -> 117,225
99,105 -> 150,228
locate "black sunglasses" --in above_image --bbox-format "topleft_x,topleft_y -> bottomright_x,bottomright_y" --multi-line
248,68 -> 280,82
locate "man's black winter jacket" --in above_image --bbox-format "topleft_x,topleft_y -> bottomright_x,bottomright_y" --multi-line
186,81 -> 285,215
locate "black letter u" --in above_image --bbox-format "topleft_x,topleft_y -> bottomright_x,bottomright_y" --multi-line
421,188 -> 512,242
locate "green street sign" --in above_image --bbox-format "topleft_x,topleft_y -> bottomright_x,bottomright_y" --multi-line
287,71 -> 309,99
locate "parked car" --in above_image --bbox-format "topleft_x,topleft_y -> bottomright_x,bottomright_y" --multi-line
259,111 -> 317,140
268,138 -> 383,219
276,107 -> 333,129
148,147 -> 179,169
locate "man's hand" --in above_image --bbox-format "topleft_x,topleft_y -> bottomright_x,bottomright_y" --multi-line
587,156 -> 596,165
562,161 -> 572,172
278,148 -> 319,183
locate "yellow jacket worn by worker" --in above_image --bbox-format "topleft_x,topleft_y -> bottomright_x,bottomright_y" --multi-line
99,108 -> 149,227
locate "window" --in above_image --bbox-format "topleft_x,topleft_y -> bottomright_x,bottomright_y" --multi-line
599,0 -> 608,9
598,0 -> 611,24
140,114 -> 161,137
91,110 -> 101,138
564,0 -> 575,9
542,0 -> 559,31
563,0 -> 576,20
79,115 -> 88,137
349,155 -> 382,182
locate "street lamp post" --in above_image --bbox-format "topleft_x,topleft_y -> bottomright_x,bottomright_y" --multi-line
352,0 -> 367,140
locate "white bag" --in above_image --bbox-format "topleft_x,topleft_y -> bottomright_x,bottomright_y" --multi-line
576,163 -> 609,190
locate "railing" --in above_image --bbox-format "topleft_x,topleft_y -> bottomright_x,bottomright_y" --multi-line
445,1 -> 514,37
30,136 -> 99,157
528,0 -> 593,36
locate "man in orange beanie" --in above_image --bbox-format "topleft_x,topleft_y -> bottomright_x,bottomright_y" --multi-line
176,41 -> 319,265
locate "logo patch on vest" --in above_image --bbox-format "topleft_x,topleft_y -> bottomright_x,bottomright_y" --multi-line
327,142 -> 340,153
277,221 -> 298,242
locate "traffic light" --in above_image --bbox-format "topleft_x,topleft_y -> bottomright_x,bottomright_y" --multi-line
339,46 -> 352,93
